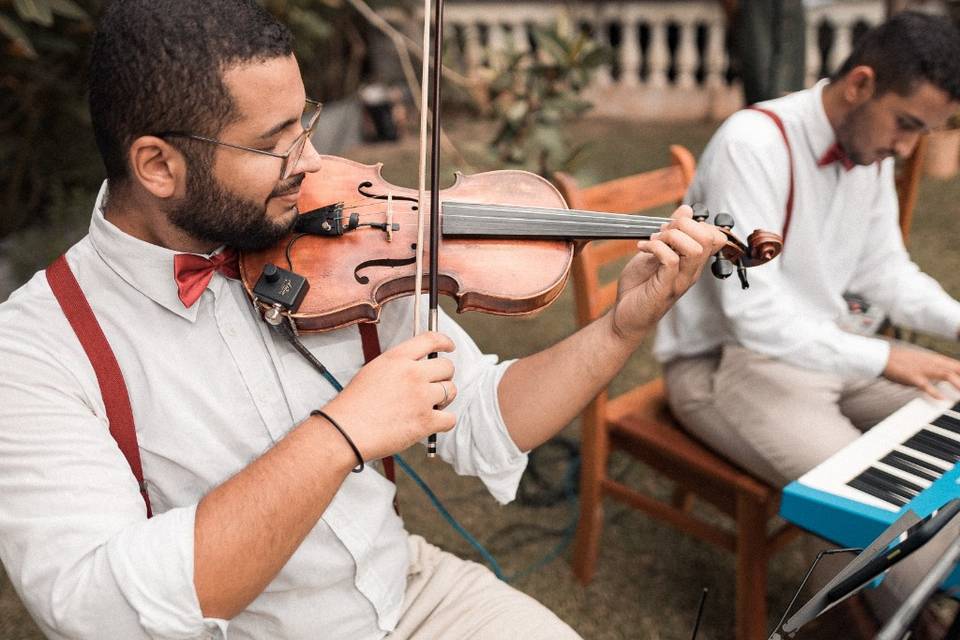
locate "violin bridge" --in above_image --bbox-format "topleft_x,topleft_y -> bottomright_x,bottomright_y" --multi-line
386,192 -> 394,242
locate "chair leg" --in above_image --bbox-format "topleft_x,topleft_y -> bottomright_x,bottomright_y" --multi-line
572,420 -> 606,584
735,493 -> 768,640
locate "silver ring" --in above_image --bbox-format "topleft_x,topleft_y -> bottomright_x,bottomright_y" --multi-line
439,381 -> 449,406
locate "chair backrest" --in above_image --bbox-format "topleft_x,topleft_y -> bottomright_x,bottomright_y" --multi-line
554,145 -> 696,329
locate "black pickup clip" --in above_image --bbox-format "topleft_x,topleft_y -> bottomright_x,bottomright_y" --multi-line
295,203 -> 359,236
253,264 -> 309,313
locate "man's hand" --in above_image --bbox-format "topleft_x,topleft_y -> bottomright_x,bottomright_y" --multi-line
883,345 -> 960,399
320,332 -> 457,461
611,205 -> 728,345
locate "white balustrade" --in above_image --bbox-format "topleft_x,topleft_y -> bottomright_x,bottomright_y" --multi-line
389,0 -> 942,120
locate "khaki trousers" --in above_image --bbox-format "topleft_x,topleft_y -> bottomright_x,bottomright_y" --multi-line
663,344 -> 919,488
387,535 -> 581,640
663,345 -> 951,619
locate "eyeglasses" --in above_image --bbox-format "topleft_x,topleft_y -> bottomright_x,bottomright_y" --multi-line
156,99 -> 322,180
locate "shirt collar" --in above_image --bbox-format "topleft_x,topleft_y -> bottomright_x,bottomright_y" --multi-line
809,78 -> 844,166
88,181 -> 227,322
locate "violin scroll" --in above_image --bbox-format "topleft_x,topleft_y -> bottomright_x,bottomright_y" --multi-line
691,206 -> 783,289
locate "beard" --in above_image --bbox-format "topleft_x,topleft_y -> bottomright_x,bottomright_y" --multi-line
836,102 -> 882,166
167,161 -> 303,252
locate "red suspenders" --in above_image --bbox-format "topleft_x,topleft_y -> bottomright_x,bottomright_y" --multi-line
46,255 -> 153,517
747,105 -> 796,242
357,323 -> 394,484
47,254 -> 392,517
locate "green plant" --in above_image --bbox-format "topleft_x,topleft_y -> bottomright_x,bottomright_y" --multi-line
486,20 -> 610,177
0,0 -> 99,244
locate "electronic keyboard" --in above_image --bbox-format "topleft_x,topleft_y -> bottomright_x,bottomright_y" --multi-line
781,390 -> 960,548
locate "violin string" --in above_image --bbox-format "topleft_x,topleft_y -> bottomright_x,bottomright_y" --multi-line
325,200 -> 678,227
444,206 -> 675,226
320,209 -> 669,234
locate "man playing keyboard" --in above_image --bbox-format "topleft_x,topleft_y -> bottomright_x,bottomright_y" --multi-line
654,11 -> 960,622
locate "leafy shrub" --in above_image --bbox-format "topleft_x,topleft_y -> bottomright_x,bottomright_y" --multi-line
486,21 -> 609,177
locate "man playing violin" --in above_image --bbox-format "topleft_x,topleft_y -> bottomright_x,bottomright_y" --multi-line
0,1 -> 726,638
655,11 -> 960,615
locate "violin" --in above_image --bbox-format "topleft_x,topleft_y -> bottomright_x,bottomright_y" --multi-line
239,154 -> 783,333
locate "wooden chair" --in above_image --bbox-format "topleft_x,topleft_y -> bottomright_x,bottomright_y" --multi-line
553,145 -> 800,640
895,135 -> 928,245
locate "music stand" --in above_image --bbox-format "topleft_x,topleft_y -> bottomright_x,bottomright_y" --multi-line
875,533 -> 960,640
770,498 -> 960,639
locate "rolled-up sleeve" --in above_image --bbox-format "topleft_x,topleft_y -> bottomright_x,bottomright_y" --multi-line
847,162 -> 960,341
436,308 -> 528,504
0,312 -> 224,640
375,300 -> 528,504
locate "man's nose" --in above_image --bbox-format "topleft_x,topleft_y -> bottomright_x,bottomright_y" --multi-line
296,138 -> 323,175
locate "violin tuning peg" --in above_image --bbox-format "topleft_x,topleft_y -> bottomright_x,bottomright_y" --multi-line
691,203 -> 709,223
737,261 -> 750,290
711,255 -> 734,280
714,212 -> 734,230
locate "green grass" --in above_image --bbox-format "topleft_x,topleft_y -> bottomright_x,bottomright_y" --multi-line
2,116 -> 960,639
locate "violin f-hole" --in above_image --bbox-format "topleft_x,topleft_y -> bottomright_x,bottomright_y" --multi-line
354,244 -> 419,284
357,182 -> 419,211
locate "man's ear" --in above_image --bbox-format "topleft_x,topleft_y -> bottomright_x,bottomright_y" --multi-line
127,136 -> 186,199
843,65 -> 877,106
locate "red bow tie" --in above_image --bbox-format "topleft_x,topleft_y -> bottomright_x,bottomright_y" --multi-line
173,248 -> 240,308
817,142 -> 855,171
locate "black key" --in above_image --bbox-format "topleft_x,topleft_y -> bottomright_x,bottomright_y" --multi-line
889,448 -> 946,475
855,468 -> 917,505
904,435 -> 957,463
915,430 -> 960,459
849,476 -> 908,508
865,466 -> 923,495
933,414 -> 960,435
952,401 -> 960,414
881,451 -> 940,483
861,467 -> 921,499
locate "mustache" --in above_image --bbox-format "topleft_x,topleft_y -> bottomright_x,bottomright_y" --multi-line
269,173 -> 306,199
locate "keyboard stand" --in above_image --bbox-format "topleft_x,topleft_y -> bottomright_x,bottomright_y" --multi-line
769,510 -> 922,639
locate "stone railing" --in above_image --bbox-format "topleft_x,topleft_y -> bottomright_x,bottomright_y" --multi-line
400,0 -> 934,120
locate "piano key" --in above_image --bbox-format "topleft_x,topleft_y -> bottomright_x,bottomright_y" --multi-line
932,414 -> 960,435
848,476 -> 908,508
952,401 -> 960,413
914,430 -> 960,459
893,445 -> 951,471
868,465 -> 925,493
873,461 -> 933,488
921,426 -> 960,451
881,451 -> 941,483
853,469 -> 917,505
903,435 -> 958,463
861,467 -> 922,498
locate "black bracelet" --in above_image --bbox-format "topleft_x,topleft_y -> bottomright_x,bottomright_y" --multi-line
311,410 -> 364,473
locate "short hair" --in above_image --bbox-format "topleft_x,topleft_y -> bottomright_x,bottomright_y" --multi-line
833,11 -> 960,101
88,0 -> 295,182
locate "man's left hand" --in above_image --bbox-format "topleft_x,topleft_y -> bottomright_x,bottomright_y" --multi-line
611,205 -> 727,345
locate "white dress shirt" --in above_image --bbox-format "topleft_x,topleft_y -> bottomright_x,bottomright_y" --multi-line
0,183 -> 528,640
654,80 -> 960,379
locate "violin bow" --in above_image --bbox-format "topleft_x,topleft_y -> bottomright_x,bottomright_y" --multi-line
413,0 -> 444,457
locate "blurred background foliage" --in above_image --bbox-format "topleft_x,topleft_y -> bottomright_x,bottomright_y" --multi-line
486,21 -> 608,176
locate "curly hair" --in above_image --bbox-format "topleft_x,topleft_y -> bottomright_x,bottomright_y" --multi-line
88,0 -> 294,182
834,11 -> 960,100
